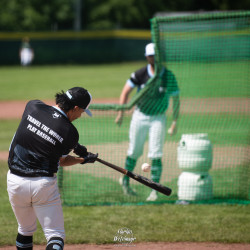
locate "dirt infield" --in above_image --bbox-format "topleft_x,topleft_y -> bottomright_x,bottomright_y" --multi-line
0,97 -> 249,119
0,98 -> 117,119
1,242 -> 250,249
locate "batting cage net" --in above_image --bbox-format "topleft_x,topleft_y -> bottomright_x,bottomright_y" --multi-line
59,11 -> 250,206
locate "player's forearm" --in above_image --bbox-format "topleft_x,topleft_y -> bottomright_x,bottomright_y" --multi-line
118,93 -> 127,115
59,155 -> 84,166
117,85 -> 132,117
119,83 -> 133,105
168,96 -> 179,136
172,95 -> 180,121
119,90 -> 129,105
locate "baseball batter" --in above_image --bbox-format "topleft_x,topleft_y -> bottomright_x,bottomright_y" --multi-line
115,43 -> 180,201
7,87 -> 98,250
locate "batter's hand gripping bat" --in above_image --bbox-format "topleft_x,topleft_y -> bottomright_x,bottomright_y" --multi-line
96,158 -> 172,196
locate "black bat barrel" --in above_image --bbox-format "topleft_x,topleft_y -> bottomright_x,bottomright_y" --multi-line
126,171 -> 172,196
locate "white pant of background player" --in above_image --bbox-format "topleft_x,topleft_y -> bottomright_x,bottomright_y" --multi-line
127,109 -> 166,201
7,171 -> 65,241
20,48 -> 33,66
127,108 -> 166,159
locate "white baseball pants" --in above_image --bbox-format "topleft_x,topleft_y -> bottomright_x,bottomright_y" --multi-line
7,170 -> 65,241
127,108 -> 166,159
20,48 -> 33,66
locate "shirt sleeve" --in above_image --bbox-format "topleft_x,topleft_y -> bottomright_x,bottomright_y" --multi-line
126,79 -> 136,88
61,126 -> 79,156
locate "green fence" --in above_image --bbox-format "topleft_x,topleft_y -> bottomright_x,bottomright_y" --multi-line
59,11 -> 250,206
0,30 -> 151,65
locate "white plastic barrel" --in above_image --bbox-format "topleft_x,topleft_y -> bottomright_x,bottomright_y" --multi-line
177,133 -> 213,172
178,172 -> 213,201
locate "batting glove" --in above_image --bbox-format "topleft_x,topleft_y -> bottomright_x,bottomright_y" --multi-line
81,152 -> 98,164
73,143 -> 88,157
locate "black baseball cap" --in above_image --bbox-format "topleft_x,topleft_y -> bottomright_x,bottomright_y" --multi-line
65,87 -> 92,116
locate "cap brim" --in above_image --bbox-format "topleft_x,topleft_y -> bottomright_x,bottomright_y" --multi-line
84,109 -> 92,117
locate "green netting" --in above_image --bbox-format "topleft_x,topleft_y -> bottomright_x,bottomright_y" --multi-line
59,11 -> 250,206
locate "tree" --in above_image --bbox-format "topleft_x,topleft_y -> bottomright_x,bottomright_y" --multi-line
0,0 -> 249,31
0,0 -> 74,31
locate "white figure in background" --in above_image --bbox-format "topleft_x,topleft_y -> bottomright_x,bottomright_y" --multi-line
20,37 -> 34,66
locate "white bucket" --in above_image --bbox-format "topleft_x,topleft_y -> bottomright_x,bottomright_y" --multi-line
177,133 -> 213,172
178,172 -> 213,201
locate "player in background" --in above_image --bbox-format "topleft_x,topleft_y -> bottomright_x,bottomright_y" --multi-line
7,87 -> 98,250
19,37 -> 34,66
115,43 -> 180,201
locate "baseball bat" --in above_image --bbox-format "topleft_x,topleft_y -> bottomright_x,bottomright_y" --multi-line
96,158 -> 172,196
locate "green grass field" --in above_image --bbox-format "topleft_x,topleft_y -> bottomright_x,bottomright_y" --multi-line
0,63 -> 249,246
0,113 -> 248,151
0,161 -> 249,245
75,113 -> 249,146
0,63 -> 145,101
59,164 -> 249,206
0,61 -> 249,101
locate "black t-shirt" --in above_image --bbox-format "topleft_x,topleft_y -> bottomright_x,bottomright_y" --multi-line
8,100 -> 79,177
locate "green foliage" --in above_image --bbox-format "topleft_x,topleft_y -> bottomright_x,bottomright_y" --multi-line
86,0 -> 169,29
0,0 -> 74,31
0,0 -> 249,31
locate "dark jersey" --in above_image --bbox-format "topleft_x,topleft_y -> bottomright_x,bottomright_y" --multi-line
8,100 -> 79,177
129,65 -> 179,115
129,66 -> 151,91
